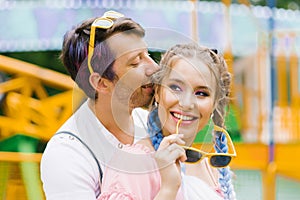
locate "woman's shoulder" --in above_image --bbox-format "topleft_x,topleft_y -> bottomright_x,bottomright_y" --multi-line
135,137 -> 155,151
120,139 -> 154,155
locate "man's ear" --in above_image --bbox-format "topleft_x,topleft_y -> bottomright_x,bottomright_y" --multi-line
89,73 -> 111,93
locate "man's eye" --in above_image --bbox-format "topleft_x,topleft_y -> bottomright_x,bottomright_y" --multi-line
131,62 -> 139,67
131,56 -> 141,66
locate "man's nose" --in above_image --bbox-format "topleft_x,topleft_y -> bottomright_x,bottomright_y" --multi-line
144,55 -> 160,76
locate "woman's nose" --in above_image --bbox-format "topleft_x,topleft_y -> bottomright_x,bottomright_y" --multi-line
178,94 -> 195,110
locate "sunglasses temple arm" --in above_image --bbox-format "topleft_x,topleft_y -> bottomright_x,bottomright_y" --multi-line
176,118 -> 182,134
88,28 -> 96,74
214,125 -> 237,156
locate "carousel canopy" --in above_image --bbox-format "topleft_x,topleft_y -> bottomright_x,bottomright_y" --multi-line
0,0 -> 300,56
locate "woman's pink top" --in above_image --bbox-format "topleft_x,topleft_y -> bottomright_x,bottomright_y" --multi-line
97,144 -> 184,200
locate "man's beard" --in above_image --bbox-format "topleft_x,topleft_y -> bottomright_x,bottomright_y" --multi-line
129,88 -> 153,108
112,85 -> 153,109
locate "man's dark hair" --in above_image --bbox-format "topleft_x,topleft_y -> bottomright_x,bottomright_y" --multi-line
60,16 -> 145,99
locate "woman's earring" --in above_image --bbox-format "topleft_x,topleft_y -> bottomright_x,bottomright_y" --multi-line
210,113 -> 214,119
154,101 -> 158,107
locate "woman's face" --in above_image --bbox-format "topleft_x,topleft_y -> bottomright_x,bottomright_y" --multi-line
156,57 -> 216,145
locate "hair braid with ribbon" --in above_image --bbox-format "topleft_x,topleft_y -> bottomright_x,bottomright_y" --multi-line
211,50 -> 236,200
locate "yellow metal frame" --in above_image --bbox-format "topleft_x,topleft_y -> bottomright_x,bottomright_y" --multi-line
0,152 -> 42,162
0,54 -> 80,200
0,55 -> 84,141
0,55 -> 73,89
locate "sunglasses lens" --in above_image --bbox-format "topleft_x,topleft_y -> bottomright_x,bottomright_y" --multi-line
210,155 -> 232,167
185,149 -> 202,163
104,11 -> 124,20
93,18 -> 113,29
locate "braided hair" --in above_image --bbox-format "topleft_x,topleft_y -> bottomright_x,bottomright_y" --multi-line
210,48 -> 236,200
147,43 -> 236,200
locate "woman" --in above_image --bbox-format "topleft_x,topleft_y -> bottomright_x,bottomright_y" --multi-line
148,43 -> 236,200
99,43 -> 236,200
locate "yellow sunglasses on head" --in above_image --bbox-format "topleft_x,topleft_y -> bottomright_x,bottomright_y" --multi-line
176,119 -> 237,168
87,10 -> 124,74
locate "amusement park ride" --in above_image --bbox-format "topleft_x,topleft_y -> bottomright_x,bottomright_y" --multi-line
0,0 -> 300,199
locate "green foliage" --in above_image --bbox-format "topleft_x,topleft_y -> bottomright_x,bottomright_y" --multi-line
2,51 -> 67,74
195,104 -> 242,143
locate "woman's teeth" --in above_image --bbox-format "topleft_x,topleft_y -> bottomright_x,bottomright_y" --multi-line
173,113 -> 193,121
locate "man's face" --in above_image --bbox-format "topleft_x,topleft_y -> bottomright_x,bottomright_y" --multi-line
108,33 -> 159,109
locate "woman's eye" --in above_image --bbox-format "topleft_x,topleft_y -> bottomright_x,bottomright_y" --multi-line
169,84 -> 181,92
195,90 -> 209,97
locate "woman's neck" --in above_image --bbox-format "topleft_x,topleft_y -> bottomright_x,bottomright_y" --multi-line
185,159 -> 219,188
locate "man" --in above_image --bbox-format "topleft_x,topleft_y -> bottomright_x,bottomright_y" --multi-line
40,11 -> 160,199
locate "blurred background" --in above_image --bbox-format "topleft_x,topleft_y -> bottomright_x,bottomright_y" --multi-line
0,0 -> 300,199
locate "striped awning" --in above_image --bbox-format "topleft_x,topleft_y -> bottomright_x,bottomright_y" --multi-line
1,0 -> 300,56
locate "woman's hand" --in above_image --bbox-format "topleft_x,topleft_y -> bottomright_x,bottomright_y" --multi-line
154,134 -> 187,199
156,134 -> 186,166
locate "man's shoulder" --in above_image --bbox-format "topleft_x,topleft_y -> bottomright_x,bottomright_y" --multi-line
42,129 -> 99,166
41,132 -> 100,179
42,132 -> 87,162
41,132 -> 100,200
